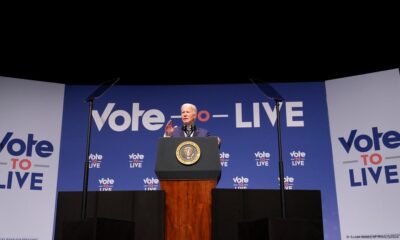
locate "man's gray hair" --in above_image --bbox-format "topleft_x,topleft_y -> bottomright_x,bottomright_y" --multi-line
181,103 -> 197,114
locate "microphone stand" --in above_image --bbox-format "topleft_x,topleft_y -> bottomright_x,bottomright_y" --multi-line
275,99 -> 286,219
81,77 -> 119,220
81,97 -> 94,220
249,78 -> 286,219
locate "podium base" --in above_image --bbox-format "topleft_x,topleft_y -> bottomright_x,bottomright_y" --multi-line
62,217 -> 135,240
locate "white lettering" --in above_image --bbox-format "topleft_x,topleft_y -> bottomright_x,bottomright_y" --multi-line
98,178 -> 114,184
93,103 -> 165,132
142,109 -> 165,131
290,151 -> 306,158
109,110 -> 131,131
220,152 -> 230,158
131,103 -> 145,131
235,103 -> 252,128
253,103 -> 260,127
233,176 -> 249,183
129,153 -> 144,160
261,102 -> 279,126
286,102 -> 304,127
235,102 -> 301,128
92,103 -> 115,131
143,177 -> 159,185
255,151 -> 270,158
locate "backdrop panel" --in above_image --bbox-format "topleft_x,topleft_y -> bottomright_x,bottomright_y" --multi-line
0,77 -> 65,239
58,82 -> 339,239
326,69 -> 400,239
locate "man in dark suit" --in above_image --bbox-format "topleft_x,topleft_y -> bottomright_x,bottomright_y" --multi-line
164,103 -> 220,144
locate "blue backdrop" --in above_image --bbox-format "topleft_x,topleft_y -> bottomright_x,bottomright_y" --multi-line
57,83 -> 339,239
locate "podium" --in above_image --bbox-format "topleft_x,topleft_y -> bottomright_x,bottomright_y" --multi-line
155,137 -> 221,240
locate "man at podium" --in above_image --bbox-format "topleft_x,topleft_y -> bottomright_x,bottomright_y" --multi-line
164,103 -> 209,137
157,103 -> 222,240
164,103 -> 220,145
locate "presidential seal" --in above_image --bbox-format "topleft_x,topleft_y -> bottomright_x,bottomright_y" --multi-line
176,141 -> 201,165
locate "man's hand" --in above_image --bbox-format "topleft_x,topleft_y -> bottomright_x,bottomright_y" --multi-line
165,120 -> 175,137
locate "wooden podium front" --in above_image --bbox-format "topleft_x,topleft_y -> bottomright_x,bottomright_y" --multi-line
160,180 -> 216,240
155,137 -> 221,240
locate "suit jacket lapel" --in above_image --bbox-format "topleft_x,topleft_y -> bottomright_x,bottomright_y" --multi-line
192,129 -> 198,137
180,129 -> 185,137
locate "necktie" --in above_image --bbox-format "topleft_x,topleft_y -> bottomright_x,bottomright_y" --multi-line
185,126 -> 193,137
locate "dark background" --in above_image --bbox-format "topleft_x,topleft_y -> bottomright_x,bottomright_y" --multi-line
1,16 -> 398,86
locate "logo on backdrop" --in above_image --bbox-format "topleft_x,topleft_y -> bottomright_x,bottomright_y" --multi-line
254,151 -> 270,167
143,177 -> 159,190
98,177 -> 114,191
91,101 -> 305,132
89,153 -> 103,168
338,127 -> 400,187
290,150 -> 306,167
220,152 -> 230,167
233,176 -> 249,189
129,153 -> 144,168
278,176 -> 295,190
0,132 -> 53,191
